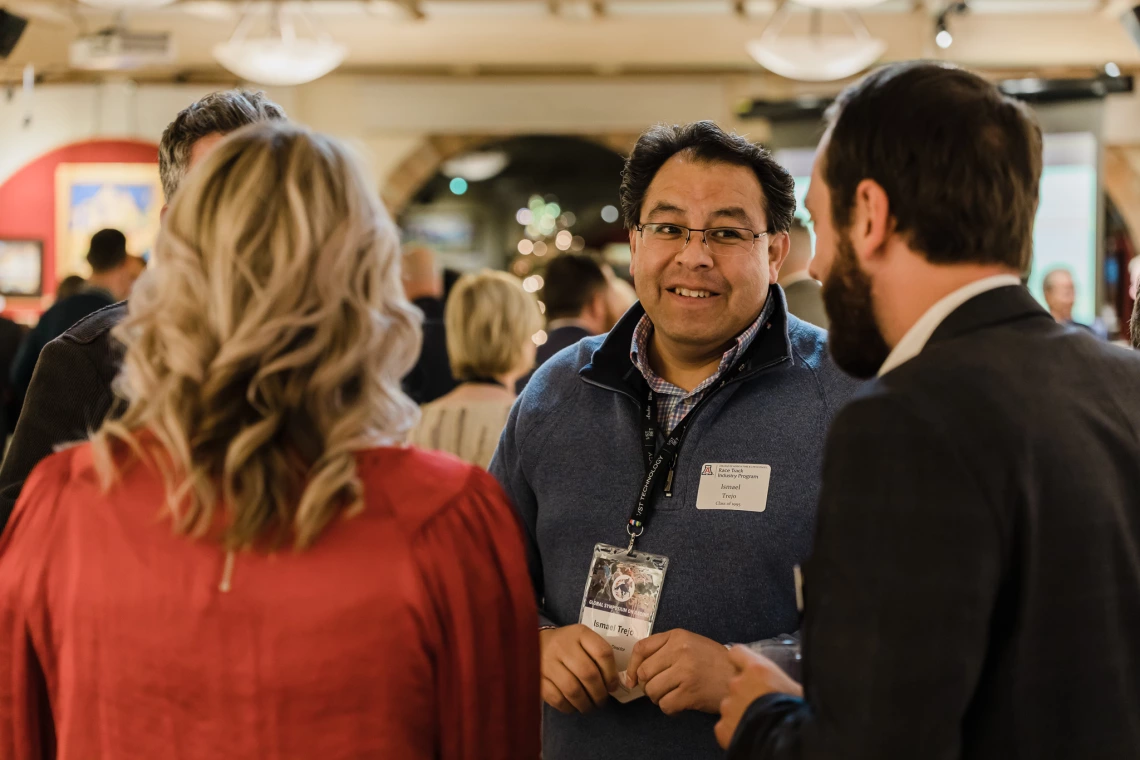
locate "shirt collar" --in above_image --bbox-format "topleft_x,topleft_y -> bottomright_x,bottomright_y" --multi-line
778,270 -> 814,288
878,274 -> 1022,377
630,299 -> 772,397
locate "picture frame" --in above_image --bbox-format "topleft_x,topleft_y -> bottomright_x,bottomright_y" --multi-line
0,239 -> 44,297
54,163 -> 162,280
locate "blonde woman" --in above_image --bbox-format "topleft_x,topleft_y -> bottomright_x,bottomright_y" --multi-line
0,124 -> 539,760
409,270 -> 542,468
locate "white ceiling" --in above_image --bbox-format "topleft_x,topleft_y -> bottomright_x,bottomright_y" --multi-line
3,0 -> 1138,81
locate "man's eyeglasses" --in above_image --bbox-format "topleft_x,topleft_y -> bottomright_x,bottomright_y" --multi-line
635,223 -> 769,257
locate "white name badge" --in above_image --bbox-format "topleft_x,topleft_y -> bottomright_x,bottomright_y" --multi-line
695,463 -> 771,512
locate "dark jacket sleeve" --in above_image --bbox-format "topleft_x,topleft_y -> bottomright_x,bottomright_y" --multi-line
730,391 -> 1003,760
0,337 -> 114,530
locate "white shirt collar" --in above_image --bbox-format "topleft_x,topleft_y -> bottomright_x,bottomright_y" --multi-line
877,274 -> 1022,377
779,270 -> 814,288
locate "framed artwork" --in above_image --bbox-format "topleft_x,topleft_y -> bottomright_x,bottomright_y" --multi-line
0,239 -> 44,297
55,163 -> 162,279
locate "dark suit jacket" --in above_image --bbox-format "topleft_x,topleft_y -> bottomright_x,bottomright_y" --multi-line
516,323 -> 591,394
781,279 -> 829,330
9,291 -> 115,412
402,296 -> 457,405
0,303 -> 125,528
731,286 -> 1140,760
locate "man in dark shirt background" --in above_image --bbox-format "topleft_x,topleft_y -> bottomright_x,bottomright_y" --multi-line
401,244 -> 458,405
8,229 -> 141,417
518,253 -> 610,392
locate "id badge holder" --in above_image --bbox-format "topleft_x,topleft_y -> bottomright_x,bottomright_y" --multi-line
578,543 -> 669,703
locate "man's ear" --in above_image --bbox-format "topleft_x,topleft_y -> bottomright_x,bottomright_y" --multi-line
767,231 -> 791,283
848,179 -> 893,269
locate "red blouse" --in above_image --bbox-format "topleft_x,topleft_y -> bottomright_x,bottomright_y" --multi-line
0,443 -> 539,760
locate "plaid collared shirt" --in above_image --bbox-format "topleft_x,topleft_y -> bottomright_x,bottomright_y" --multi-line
629,300 -> 771,437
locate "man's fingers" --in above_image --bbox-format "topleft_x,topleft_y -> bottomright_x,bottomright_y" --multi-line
643,666 -> 684,707
625,631 -> 671,685
541,678 -> 575,714
578,632 -> 620,691
714,716 -> 735,750
547,661 -> 595,713
567,644 -> 612,706
728,643 -> 764,671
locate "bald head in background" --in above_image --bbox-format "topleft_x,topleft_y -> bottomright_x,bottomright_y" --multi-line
778,219 -> 829,329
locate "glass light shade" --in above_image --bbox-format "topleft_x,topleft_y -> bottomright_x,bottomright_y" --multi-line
441,152 -> 510,182
213,37 -> 347,86
77,0 -> 177,7
747,36 -> 887,82
793,0 -> 890,8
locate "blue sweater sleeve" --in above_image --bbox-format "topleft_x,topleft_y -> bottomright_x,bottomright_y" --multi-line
488,386 -> 557,629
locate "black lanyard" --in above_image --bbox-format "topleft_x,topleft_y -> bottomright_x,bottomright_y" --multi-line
625,361 -> 749,552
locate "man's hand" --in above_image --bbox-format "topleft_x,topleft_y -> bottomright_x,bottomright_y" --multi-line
715,645 -> 804,749
623,629 -> 736,715
540,625 -> 619,714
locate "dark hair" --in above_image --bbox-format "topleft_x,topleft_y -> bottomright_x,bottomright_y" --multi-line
619,121 -> 796,234
1131,296 -> 1140,350
56,274 -> 87,300
824,62 -> 1042,271
541,254 -> 609,321
159,90 -> 286,201
87,229 -> 127,274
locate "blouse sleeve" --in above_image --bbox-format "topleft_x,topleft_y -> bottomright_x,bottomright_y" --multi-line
0,448 -> 75,760
412,467 -> 541,760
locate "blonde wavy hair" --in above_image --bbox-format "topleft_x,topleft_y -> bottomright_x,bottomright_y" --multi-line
446,270 -> 542,381
91,123 -> 422,550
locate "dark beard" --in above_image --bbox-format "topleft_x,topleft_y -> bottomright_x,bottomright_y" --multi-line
822,234 -> 892,379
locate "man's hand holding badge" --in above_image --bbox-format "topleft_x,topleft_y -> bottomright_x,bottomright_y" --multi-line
622,628 -> 737,715
539,625 -> 619,714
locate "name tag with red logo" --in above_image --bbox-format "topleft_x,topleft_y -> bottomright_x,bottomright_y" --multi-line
696,463 -> 771,512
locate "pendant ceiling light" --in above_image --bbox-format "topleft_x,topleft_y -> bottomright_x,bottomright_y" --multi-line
792,0 -> 890,8
747,4 -> 886,82
213,3 -> 347,86
77,0 -> 177,8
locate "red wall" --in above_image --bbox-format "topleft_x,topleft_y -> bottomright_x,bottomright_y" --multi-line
0,140 -> 159,318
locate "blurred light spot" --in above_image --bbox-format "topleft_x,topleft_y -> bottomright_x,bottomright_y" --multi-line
1106,62 -> 1122,78
547,203 -> 562,218
523,276 -> 540,293
601,205 -> 619,223
533,241 -> 549,257
517,208 -> 534,225
449,178 -> 468,195
518,239 -> 534,255
538,300 -> 546,314
529,195 -> 545,211
571,235 -> 586,252
562,212 -> 577,227
555,230 -> 573,251
533,330 -> 548,346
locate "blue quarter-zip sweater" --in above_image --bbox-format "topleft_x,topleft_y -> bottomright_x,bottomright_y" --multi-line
490,286 -> 860,760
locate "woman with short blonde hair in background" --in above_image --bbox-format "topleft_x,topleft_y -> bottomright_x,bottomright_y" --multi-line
409,270 -> 542,468
0,123 -> 539,760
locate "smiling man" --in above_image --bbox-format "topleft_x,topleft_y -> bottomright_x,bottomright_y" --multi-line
489,121 -> 859,760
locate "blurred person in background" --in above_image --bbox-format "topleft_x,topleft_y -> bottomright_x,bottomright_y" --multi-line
8,229 -> 141,417
779,219 -> 828,329
1042,267 -> 1092,331
410,270 -> 541,469
0,316 -> 27,447
55,274 -> 87,301
717,61 -> 1140,760
602,263 -> 638,330
517,253 -> 610,392
0,89 -> 286,530
0,123 -> 540,760
491,121 -> 858,760
401,244 -> 458,405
